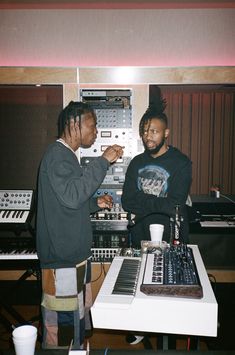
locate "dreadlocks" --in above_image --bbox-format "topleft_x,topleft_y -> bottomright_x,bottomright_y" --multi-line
57,101 -> 96,138
139,95 -> 168,137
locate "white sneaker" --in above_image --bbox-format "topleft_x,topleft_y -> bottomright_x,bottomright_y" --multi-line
126,334 -> 144,345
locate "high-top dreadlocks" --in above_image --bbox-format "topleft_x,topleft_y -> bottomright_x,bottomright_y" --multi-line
139,93 -> 167,137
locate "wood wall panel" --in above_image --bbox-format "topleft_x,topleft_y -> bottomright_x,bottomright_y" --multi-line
200,93 -> 212,193
181,94 -> 191,155
190,94 -> 199,193
0,85 -> 63,190
224,93 -> 234,192
0,68 -> 78,85
79,67 -> 235,85
213,93 -> 223,186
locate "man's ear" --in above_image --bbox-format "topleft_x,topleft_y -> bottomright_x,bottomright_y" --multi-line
165,128 -> 170,139
74,118 -> 80,133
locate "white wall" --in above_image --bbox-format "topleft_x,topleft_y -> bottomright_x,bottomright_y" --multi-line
0,8 -> 234,66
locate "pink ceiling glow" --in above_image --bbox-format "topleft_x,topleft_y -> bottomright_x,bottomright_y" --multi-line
1,1 -> 235,9
0,1 -> 234,67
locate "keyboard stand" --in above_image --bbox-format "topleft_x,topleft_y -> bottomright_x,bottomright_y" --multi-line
156,334 -> 199,350
0,266 -> 42,341
156,334 -> 176,350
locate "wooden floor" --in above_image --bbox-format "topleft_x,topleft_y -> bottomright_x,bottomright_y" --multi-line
0,305 -> 208,351
2,283 -> 235,351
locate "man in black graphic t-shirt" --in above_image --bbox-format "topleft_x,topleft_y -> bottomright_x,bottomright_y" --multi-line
121,104 -> 192,348
122,106 -> 192,247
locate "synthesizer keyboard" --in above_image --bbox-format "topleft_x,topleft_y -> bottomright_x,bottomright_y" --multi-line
91,245 -> 218,337
200,220 -> 235,227
0,245 -> 117,262
141,245 -> 203,298
199,214 -> 235,228
0,249 -> 38,260
0,190 -> 34,224
93,256 -> 141,308
0,236 -> 37,261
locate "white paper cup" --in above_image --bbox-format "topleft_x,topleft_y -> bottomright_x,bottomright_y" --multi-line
149,224 -> 164,244
12,325 -> 37,355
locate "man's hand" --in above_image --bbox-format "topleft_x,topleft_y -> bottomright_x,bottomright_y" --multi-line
97,194 -> 113,209
102,144 -> 124,163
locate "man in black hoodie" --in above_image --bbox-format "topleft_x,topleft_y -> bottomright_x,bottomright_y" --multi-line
121,104 -> 192,348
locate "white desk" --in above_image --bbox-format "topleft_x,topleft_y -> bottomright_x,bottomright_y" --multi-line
91,245 -> 218,337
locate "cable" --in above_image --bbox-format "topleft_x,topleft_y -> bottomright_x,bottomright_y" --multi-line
102,262 -> 108,277
104,348 -> 109,355
187,336 -> 190,351
220,194 -> 235,204
91,260 -> 110,283
207,273 -> 217,293
91,263 -> 104,283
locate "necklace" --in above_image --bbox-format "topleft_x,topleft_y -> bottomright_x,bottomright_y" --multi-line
56,138 -> 80,162
56,138 -> 75,153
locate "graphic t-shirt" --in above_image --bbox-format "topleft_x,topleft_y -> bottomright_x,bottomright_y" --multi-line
138,165 -> 169,197
121,146 -> 192,247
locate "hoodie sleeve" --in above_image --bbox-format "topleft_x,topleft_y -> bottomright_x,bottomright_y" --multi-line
45,145 -> 110,210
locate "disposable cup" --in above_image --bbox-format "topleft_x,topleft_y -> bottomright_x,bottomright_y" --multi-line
149,224 -> 164,244
12,325 -> 37,355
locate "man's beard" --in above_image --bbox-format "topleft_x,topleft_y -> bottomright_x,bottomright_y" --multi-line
143,137 -> 165,156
